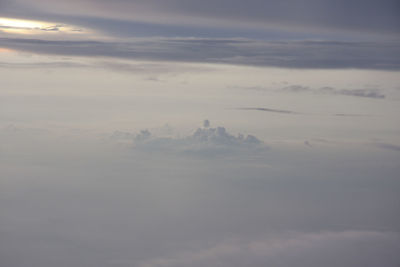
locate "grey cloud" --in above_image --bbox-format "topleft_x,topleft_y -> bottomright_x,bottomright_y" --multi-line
310,139 -> 400,152
374,142 -> 400,152
235,107 -> 370,117
304,141 -> 312,147
282,85 -> 311,92
0,24 -> 63,32
2,124 -> 400,267
95,61 -> 214,74
39,24 -> 64,32
334,113 -> 371,117
235,107 -> 371,117
4,0 -> 400,36
0,59 -> 214,76
237,84 -> 386,99
1,37 -> 400,70
112,123 -> 264,157
139,231 -> 400,267
319,87 -> 385,99
0,61 -> 87,69
235,107 -> 297,114
281,84 -> 385,99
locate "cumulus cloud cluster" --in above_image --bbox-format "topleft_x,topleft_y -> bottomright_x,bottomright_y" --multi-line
112,121 -> 264,156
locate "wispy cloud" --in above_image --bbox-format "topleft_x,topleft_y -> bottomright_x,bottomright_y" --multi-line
235,107 -> 297,114
282,85 -> 385,99
319,87 -> 385,99
238,84 -> 386,99
138,231 -> 400,267
0,61 -> 87,69
374,142 -> 400,152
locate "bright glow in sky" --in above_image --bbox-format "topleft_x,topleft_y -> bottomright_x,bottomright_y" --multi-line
0,17 -> 45,29
0,47 -> 14,53
0,17 -> 87,35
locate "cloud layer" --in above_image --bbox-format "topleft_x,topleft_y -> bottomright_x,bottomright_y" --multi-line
1,1 -> 400,266
139,231 -> 400,267
1,38 -> 400,70
2,0 -> 400,36
2,124 -> 400,267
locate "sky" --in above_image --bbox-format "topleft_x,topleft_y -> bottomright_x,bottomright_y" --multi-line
1,1 -> 400,267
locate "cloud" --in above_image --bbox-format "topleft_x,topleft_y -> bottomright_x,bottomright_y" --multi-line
281,84 -> 385,99
319,87 -> 385,99
0,24 -> 62,32
0,17 -> 87,35
2,0 -> 400,37
282,85 -> 311,93
138,231 -> 400,267
282,85 -> 385,99
334,113 -> 371,117
111,122 -> 265,157
236,84 -> 386,99
0,58 -> 215,77
1,37 -> 400,70
234,107 -> 371,117
374,142 -> 400,152
0,61 -> 87,69
2,124 -> 400,267
235,107 -> 297,114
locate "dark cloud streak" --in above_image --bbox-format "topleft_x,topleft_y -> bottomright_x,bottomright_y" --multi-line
282,85 -> 386,99
375,142 -> 400,152
235,107 -> 297,114
1,37 -> 400,70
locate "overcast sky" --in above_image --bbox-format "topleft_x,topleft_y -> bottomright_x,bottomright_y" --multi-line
1,0 -> 400,35
1,1 -> 400,267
